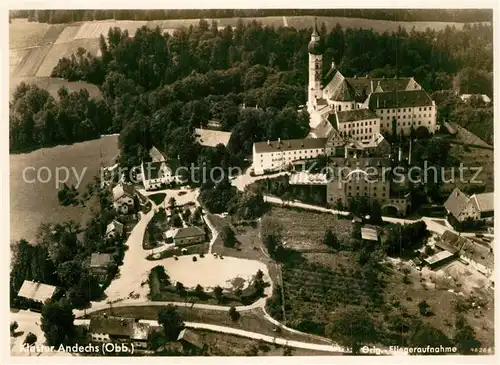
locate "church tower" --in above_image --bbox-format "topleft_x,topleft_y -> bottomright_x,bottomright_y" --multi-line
307,18 -> 323,114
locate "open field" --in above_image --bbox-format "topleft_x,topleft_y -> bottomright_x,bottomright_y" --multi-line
10,76 -> 102,101
152,254 -> 269,292
9,135 -> 119,243
87,305 -> 322,344
35,38 -> 101,77
9,16 -> 490,82
268,207 -> 352,250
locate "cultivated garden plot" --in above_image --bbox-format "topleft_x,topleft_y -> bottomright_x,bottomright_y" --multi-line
269,207 -> 352,250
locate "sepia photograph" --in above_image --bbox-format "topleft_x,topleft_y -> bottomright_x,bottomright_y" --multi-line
6,3 -> 496,361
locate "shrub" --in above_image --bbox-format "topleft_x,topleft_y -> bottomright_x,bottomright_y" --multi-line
229,306 -> 240,322
192,256 -> 197,262
24,332 -> 37,345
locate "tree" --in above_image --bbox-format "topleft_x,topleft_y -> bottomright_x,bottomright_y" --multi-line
213,285 -> 223,303
24,332 -> 37,345
168,197 -> 177,209
454,316 -> 481,354
323,228 -> 339,249
157,305 -> 185,341
260,215 -> 285,260
175,281 -> 186,296
283,346 -> 293,356
195,284 -> 204,297
228,306 -> 240,321
41,300 -> 76,347
221,225 -> 237,248
325,305 -> 377,354
418,300 -> 431,316
10,321 -> 18,335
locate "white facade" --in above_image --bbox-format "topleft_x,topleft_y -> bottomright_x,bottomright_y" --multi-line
337,117 -> 381,141
374,103 -> 437,135
252,139 -> 327,175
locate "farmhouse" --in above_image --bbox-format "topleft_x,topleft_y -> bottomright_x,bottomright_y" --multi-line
423,250 -> 456,269
112,183 -> 135,214
90,253 -> 113,275
88,316 -> 151,349
18,280 -> 57,304
194,128 -> 232,147
106,220 -> 124,241
444,188 -> 494,223
460,94 -> 491,104
177,329 -> 206,352
173,226 -> 206,246
141,159 -> 183,191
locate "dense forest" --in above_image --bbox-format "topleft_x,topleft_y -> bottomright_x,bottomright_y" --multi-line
10,9 -> 493,24
10,19 -> 493,162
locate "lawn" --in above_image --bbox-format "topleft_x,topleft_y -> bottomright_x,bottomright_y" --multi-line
196,330 -> 334,356
268,207 -> 353,250
10,135 -> 119,243
12,44 -> 53,77
87,305 -> 324,344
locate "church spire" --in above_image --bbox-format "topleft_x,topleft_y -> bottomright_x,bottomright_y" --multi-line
313,17 -> 319,36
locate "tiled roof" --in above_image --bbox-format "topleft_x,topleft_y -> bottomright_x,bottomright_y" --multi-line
149,146 -> 166,162
90,253 -> 113,268
106,220 -> 124,235
254,138 -> 327,154
142,160 -> 181,180
367,90 -> 433,109
471,192 -> 494,213
18,280 -> 57,302
330,80 -> 357,102
173,226 -> 205,239
112,184 -> 135,202
194,128 -> 232,147
336,109 -> 379,123
439,230 -> 469,254
177,328 -> 204,348
444,188 -> 469,218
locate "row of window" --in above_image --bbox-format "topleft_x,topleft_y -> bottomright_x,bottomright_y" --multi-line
379,106 -> 432,113
381,120 -> 430,128
383,114 -> 431,120
348,185 -> 386,191
343,120 -> 377,128
347,192 -> 385,197
266,149 -> 322,157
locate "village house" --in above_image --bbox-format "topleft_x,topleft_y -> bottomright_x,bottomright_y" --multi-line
112,183 -> 135,214
17,280 -> 58,306
459,93 -> 491,104
89,253 -> 113,276
173,227 -> 206,246
88,316 -> 151,349
444,188 -> 494,224
106,220 -> 124,241
177,329 -> 207,353
141,159 -> 183,191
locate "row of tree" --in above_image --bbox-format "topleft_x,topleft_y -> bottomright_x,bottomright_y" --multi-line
12,9 -> 492,24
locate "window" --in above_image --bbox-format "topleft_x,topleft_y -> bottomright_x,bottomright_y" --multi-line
382,193 -> 385,197
356,186 -> 360,190
424,107 -> 427,111
419,107 -> 421,111
403,115 -> 405,119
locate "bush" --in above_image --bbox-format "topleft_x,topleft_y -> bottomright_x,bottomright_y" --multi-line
192,256 -> 197,262
24,332 -> 37,345
10,321 -> 18,335
229,306 -> 240,322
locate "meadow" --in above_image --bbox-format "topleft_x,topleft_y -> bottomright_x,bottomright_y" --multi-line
9,135 -> 119,243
